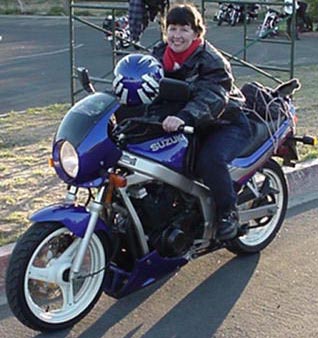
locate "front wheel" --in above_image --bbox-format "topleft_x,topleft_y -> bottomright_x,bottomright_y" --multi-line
227,159 -> 288,255
6,222 -> 109,332
230,11 -> 239,26
258,23 -> 269,38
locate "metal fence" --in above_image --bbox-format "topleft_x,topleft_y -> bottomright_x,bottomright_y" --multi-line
201,0 -> 297,77
69,0 -> 299,103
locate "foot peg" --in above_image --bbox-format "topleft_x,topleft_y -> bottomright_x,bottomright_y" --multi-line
237,224 -> 249,237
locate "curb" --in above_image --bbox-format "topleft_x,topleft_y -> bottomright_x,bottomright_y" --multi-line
0,243 -> 15,306
284,159 -> 318,208
1,159 -> 318,306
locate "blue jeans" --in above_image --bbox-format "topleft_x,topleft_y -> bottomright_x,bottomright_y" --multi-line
195,113 -> 252,216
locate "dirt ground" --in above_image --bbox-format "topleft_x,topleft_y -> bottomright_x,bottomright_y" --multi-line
0,105 -> 68,245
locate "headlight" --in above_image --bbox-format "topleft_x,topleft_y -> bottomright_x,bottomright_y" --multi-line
60,141 -> 79,178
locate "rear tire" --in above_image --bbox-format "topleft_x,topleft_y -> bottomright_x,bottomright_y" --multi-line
6,222 -> 109,332
227,159 -> 288,255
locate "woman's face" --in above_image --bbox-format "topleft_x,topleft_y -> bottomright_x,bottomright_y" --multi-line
166,24 -> 198,53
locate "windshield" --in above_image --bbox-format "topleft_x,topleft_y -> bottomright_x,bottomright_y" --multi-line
55,92 -> 118,147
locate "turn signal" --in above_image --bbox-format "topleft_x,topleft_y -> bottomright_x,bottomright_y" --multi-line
48,158 -> 54,168
302,135 -> 317,146
109,173 -> 127,188
293,135 -> 317,146
305,136 -> 318,146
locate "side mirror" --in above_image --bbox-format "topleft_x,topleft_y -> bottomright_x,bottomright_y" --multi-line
159,78 -> 191,102
76,67 -> 95,93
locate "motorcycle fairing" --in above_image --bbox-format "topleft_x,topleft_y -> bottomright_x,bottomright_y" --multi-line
53,92 -> 122,186
30,204 -> 112,238
55,92 -> 117,148
103,250 -> 188,298
127,133 -> 189,173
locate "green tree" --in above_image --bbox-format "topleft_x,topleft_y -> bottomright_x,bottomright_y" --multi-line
307,0 -> 318,21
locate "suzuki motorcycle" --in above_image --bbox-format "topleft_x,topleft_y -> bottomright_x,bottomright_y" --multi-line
216,3 -> 259,26
5,70 -> 316,332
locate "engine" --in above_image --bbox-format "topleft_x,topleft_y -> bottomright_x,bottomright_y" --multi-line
129,182 -> 203,257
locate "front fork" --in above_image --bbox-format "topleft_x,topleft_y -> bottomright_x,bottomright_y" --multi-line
70,186 -> 106,276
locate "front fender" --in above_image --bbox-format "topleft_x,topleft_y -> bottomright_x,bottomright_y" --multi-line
30,204 -> 112,238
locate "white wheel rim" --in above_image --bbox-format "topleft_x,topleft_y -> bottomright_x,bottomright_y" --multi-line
24,227 -> 106,324
239,167 -> 285,246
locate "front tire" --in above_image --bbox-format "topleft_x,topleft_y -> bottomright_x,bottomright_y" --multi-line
227,160 -> 288,255
6,222 -> 109,332
217,17 -> 223,26
230,11 -> 239,26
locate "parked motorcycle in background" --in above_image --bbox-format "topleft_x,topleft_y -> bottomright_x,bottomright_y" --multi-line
102,14 -> 131,49
216,2 -> 259,26
257,7 -> 285,38
257,0 -> 313,39
216,3 -> 242,26
246,3 -> 260,23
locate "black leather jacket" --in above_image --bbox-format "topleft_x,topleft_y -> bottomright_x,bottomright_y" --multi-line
147,40 -> 245,127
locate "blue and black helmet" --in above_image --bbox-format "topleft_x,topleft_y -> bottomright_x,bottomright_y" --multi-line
113,54 -> 164,106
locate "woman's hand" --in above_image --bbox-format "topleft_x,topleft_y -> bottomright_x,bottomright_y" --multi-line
162,116 -> 185,132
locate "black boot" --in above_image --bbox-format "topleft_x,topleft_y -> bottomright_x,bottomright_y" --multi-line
217,209 -> 239,240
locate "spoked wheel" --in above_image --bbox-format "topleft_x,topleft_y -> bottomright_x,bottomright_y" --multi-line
227,159 -> 288,254
6,222 -> 109,332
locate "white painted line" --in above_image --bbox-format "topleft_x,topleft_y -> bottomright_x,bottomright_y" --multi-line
4,44 -> 84,62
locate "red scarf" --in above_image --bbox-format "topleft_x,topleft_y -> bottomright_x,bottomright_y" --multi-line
163,38 -> 202,72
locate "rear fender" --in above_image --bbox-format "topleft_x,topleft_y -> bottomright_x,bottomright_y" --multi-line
30,204 -> 112,238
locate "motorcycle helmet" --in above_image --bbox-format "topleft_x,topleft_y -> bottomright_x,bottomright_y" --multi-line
113,53 -> 164,106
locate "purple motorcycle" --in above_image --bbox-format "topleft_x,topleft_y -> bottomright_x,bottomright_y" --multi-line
5,56 -> 316,331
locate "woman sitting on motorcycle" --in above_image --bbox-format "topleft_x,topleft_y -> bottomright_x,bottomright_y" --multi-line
146,3 -> 252,240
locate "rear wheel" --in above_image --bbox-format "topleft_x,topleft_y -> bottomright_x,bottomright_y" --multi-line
227,160 -> 288,254
6,222 -> 109,332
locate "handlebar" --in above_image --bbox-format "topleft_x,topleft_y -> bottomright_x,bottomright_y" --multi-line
112,117 -> 195,145
178,125 -> 195,134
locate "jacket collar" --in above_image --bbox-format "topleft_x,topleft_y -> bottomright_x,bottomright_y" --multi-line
153,40 -> 207,66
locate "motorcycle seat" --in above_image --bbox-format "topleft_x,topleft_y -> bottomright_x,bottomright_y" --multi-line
237,118 -> 281,158
184,117 -> 283,177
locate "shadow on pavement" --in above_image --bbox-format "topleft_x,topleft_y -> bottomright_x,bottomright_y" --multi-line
141,254 -> 259,338
76,276 -> 172,338
77,253 -> 259,338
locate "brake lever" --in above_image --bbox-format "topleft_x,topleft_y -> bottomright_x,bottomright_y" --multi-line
112,118 -> 164,146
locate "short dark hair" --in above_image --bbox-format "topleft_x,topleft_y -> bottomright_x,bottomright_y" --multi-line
163,4 -> 206,39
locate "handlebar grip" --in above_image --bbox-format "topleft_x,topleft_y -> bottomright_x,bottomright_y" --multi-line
179,125 -> 194,134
